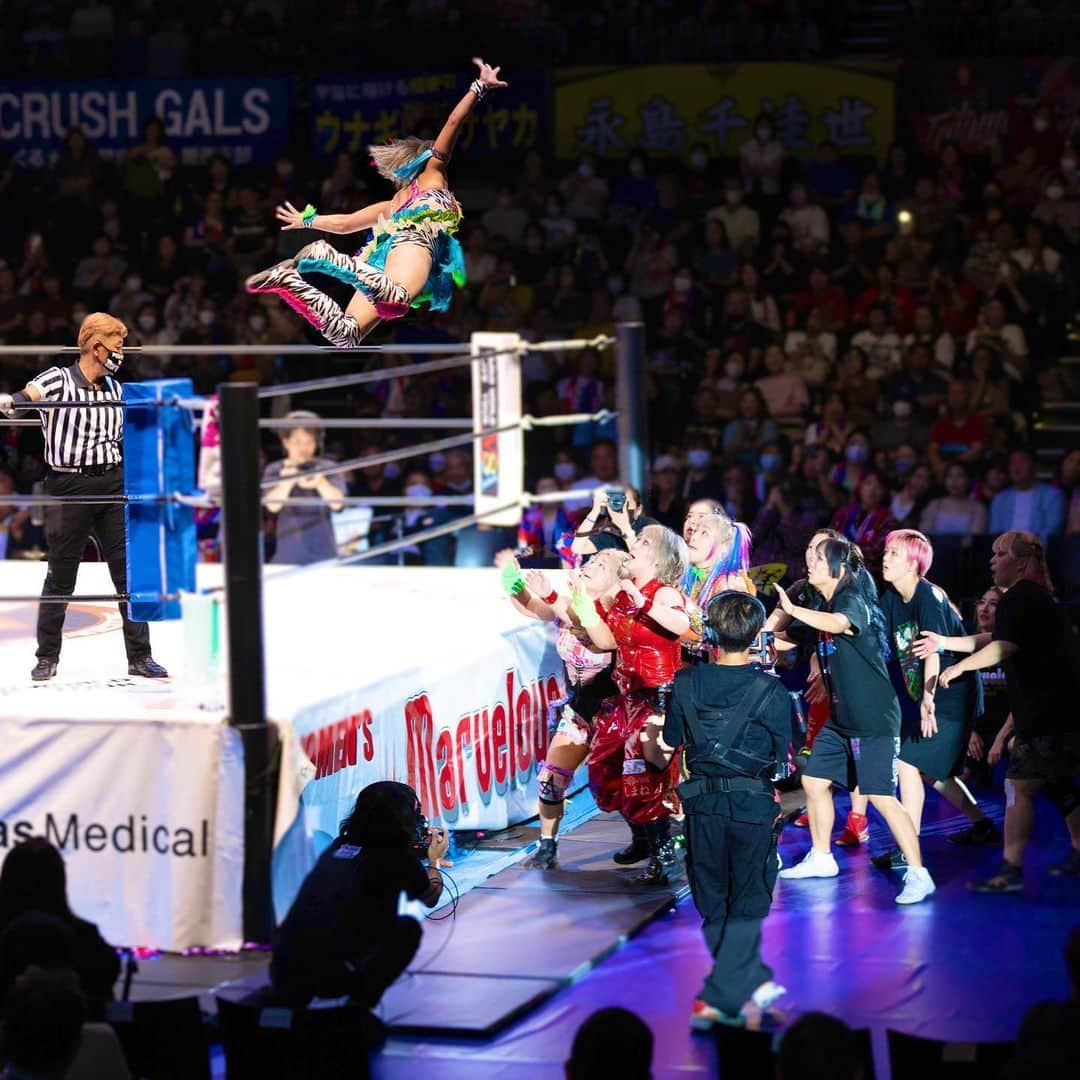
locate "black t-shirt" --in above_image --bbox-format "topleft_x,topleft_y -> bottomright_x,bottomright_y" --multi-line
273,841 -> 429,983
665,664 -> 792,822
881,577 -> 979,725
817,585 -> 900,738
993,578 -> 1080,736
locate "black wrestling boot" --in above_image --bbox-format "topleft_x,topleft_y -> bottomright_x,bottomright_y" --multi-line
613,823 -> 651,865
31,658 -> 58,682
638,818 -> 675,885
129,656 -> 169,678
532,837 -> 558,870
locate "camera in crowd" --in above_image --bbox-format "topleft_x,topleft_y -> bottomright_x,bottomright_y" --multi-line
606,488 -> 626,513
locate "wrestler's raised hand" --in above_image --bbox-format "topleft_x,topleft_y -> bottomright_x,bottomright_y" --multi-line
774,582 -> 795,616
619,578 -> 645,608
472,57 -> 508,89
525,569 -> 553,599
494,548 -> 519,572
275,201 -> 307,231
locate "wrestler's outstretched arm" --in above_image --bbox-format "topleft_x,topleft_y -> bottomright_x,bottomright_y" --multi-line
425,58 -> 508,177
274,200 -> 393,235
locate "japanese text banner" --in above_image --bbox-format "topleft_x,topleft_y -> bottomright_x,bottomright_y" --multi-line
556,63 -> 895,159
309,70 -> 547,158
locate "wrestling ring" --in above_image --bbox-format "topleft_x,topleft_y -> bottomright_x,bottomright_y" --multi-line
0,324 -> 650,952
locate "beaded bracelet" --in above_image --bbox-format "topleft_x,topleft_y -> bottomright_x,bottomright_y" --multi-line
300,203 -> 318,228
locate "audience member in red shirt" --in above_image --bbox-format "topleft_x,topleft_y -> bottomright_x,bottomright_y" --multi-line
928,379 -> 990,478
793,264 -> 849,331
851,263 -> 916,333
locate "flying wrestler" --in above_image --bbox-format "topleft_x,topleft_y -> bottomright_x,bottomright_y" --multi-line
246,58 -> 507,347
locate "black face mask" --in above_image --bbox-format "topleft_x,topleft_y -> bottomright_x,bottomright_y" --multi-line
99,346 -> 123,374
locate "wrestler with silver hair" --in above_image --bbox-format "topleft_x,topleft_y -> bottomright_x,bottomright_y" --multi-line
575,525 -> 692,883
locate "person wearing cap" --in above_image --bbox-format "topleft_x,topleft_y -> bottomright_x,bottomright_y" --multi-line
0,312 -> 168,682
262,410 -> 346,565
648,454 -> 685,530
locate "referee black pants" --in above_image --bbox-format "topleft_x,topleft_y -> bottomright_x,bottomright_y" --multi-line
685,811 -> 779,1014
36,468 -> 151,663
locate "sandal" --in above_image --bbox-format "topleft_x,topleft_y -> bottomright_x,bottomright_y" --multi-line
968,861 -> 1024,894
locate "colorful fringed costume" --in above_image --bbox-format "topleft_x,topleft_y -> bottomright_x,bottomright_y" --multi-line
246,179 -> 465,348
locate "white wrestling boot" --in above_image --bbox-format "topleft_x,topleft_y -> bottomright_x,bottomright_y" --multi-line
778,848 -> 839,879
895,866 -> 936,905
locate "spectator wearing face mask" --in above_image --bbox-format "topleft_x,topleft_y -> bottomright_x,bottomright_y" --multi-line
681,440 -> 722,505
1032,168 -> 1075,247
831,431 -> 871,497
130,302 -> 177,379
871,397 -> 930,454
559,155 -> 609,223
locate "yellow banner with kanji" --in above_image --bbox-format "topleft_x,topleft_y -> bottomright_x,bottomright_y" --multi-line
555,63 -> 895,159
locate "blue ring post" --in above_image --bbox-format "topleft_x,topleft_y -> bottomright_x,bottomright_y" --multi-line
123,379 -> 197,620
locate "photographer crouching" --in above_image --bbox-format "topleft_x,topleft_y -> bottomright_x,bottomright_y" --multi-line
270,782 -> 448,1011
664,592 -> 793,1032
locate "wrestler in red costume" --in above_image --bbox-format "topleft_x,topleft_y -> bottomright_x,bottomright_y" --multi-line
574,524 -> 691,882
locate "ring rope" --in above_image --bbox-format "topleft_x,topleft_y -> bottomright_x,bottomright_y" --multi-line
0,336 -> 612,357
255,348 -> 508,400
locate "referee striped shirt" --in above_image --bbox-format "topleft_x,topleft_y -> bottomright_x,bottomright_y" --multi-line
28,363 -> 124,470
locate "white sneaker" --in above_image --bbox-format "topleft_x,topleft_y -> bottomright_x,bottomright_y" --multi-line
751,981 -> 787,1010
895,866 -> 936,905
778,848 -> 839,879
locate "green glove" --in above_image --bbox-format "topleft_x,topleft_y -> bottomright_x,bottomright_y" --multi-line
571,589 -> 601,628
500,562 -> 526,596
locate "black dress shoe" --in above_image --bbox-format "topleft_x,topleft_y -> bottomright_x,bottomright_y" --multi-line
128,656 -> 169,678
31,658 -> 58,681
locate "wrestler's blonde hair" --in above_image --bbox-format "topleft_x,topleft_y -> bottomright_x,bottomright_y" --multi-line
77,312 -> 126,354
643,524 -> 690,587
369,137 -> 433,188
994,530 -> 1054,591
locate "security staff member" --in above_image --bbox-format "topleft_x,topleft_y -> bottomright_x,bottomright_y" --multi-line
0,313 -> 167,682
663,591 -> 792,1031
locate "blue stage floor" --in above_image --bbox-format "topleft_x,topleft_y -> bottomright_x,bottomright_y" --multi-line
374,790 -> 1078,1080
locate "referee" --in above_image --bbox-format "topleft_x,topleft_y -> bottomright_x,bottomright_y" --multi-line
0,312 -> 167,682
